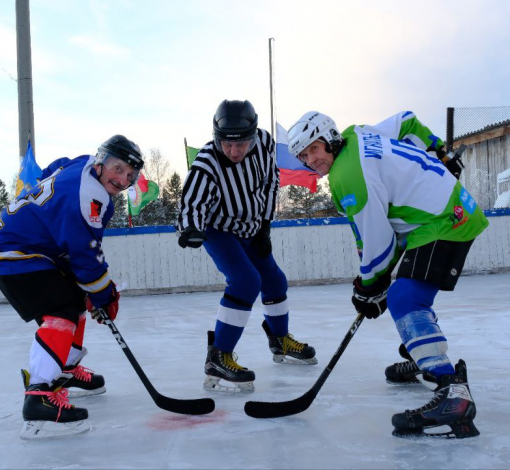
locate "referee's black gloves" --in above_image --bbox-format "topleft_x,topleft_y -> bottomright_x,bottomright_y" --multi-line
178,226 -> 206,249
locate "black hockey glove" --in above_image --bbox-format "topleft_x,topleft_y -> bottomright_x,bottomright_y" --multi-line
178,226 -> 207,249
252,220 -> 272,258
436,145 -> 465,180
351,275 -> 391,319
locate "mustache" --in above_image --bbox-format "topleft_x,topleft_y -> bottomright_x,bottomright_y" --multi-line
109,180 -> 130,191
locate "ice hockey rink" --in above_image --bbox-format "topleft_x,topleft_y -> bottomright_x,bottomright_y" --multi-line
1,272 -> 509,470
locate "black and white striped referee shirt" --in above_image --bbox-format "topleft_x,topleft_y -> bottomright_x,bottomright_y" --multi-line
178,128 -> 279,238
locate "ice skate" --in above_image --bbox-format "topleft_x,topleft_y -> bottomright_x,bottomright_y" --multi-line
55,365 -> 106,397
20,373 -> 89,439
385,344 -> 420,384
262,320 -> 317,365
54,347 -> 106,397
203,331 -> 255,393
392,359 -> 480,439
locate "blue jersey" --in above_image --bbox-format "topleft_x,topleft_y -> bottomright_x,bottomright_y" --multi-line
0,155 -> 115,307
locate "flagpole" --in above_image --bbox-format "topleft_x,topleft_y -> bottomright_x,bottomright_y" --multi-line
184,137 -> 189,171
268,38 -> 275,139
128,199 -> 133,228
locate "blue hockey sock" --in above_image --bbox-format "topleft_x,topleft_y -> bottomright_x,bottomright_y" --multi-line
388,278 -> 455,377
214,320 -> 244,353
263,313 -> 289,337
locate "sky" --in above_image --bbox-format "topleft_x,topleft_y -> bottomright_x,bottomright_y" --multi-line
1,0 -> 510,189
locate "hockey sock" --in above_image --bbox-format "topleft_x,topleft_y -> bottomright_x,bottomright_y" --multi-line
214,295 -> 252,352
388,279 -> 454,377
66,313 -> 86,366
29,316 -> 76,385
262,297 -> 289,336
214,320 -> 244,353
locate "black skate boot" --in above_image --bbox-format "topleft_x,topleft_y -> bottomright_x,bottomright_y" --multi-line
55,365 -> 106,397
203,331 -> 255,393
20,370 -> 89,439
385,343 -> 420,384
262,320 -> 317,365
392,359 -> 480,439
55,347 -> 106,397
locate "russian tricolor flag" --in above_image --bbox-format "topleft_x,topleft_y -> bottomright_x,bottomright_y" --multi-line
276,122 -> 320,193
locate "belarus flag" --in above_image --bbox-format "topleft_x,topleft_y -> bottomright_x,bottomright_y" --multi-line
276,122 -> 320,193
127,172 -> 159,216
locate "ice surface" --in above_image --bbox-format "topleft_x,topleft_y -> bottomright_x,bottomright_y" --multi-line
1,272 -> 509,469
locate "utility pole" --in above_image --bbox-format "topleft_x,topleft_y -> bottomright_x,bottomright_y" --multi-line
16,0 -> 35,161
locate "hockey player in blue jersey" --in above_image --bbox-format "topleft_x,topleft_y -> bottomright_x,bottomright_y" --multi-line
0,135 -> 143,439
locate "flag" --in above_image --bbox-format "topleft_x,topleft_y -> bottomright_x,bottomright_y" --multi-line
127,172 -> 159,216
276,123 -> 320,193
15,140 -> 42,199
186,145 -> 200,169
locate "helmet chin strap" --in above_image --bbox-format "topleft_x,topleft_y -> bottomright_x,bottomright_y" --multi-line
326,140 -> 346,159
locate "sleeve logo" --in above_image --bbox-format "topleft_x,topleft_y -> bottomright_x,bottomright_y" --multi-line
89,199 -> 103,223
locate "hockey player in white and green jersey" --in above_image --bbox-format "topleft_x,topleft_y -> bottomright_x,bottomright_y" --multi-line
287,110 -> 488,439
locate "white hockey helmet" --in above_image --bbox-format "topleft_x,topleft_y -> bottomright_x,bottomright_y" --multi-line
287,111 -> 344,158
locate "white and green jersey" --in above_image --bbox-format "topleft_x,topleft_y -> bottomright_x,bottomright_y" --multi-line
329,111 -> 488,286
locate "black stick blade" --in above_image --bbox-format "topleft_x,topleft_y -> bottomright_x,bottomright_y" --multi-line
244,389 -> 316,419
155,395 -> 215,415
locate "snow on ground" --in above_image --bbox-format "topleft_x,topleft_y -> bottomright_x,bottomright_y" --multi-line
1,272 -> 509,469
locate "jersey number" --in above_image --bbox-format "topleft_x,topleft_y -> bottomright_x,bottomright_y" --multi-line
390,139 -> 445,176
7,177 -> 56,215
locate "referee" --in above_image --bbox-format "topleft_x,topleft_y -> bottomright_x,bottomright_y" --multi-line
178,99 -> 317,393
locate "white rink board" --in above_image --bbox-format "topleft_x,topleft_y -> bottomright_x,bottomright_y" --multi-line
101,214 -> 510,295
0,214 -> 509,303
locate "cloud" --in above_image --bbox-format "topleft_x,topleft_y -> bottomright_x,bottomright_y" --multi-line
1,0 -> 510,188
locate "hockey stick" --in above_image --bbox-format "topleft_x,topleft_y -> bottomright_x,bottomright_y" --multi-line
244,312 -> 364,419
97,308 -> 215,415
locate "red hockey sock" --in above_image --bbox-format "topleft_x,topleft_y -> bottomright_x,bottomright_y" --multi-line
30,316 -> 76,384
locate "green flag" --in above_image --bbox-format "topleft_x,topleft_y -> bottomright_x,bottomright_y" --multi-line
186,145 -> 200,169
127,172 -> 159,216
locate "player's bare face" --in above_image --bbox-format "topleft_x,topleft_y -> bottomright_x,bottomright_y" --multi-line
220,140 -> 253,163
96,158 -> 138,196
298,140 -> 334,176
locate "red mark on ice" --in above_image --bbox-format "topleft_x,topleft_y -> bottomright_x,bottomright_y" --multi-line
145,409 -> 227,431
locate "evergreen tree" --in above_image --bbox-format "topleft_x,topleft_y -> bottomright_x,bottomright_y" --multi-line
133,198 -> 166,226
161,171 -> 183,225
278,181 -> 339,219
0,179 -> 9,211
321,180 -> 342,217
108,193 -> 129,228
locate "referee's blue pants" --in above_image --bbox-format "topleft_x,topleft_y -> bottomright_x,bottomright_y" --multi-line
203,227 -> 289,352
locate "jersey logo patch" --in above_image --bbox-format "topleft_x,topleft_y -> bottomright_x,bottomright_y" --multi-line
341,194 -> 357,208
460,188 -> 477,214
89,199 -> 103,223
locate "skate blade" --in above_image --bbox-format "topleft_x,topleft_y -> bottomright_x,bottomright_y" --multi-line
20,419 -> 90,440
203,376 -> 254,394
66,386 -> 106,398
273,355 -> 318,365
385,378 -> 420,385
393,421 -> 480,439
